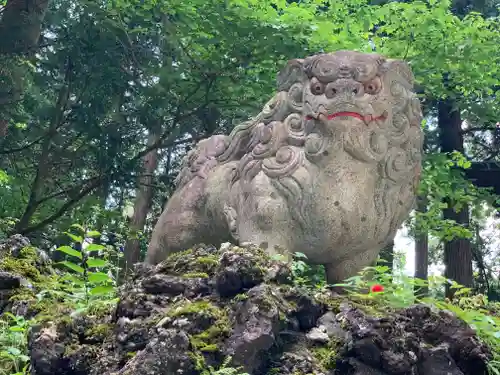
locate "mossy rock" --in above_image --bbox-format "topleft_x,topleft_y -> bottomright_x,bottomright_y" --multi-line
158,246 -> 221,276
0,250 -> 42,281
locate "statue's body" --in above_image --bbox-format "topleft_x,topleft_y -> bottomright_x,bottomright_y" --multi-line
146,51 -> 423,284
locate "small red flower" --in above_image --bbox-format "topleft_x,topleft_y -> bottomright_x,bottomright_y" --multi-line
371,284 -> 384,293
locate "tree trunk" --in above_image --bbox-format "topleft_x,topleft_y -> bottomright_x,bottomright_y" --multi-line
122,130 -> 161,277
0,0 -> 50,135
437,98 -> 473,298
414,195 -> 429,296
379,240 -> 394,272
472,225 -> 489,295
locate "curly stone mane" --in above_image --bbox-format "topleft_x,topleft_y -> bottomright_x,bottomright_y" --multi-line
175,51 -> 422,237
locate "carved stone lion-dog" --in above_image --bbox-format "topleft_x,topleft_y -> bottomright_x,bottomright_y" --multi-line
146,50 -> 423,285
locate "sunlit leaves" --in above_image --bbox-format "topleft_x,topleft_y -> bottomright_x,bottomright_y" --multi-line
411,151 -> 498,241
56,245 -> 83,259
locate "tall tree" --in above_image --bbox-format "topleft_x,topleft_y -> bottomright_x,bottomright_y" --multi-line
414,195 -> 429,295
438,98 -> 474,295
0,0 -> 50,135
123,130 -> 161,274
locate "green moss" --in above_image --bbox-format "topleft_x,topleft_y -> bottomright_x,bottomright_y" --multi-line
0,245 -> 52,283
64,343 -> 82,356
199,344 -> 218,352
188,351 -> 207,371
171,299 -> 231,356
86,300 -> 119,318
232,293 -> 249,302
166,248 -> 194,262
19,246 -> 38,259
311,339 -> 342,370
161,248 -> 221,275
194,255 -> 219,273
85,323 -> 112,338
168,300 -> 218,317
8,287 -> 36,302
191,319 -> 231,346
182,272 -> 209,278
196,323 -> 230,351
36,305 -> 74,324
126,352 -> 136,359
0,256 -> 41,280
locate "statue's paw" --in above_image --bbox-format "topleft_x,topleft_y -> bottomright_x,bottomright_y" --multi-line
223,204 -> 239,241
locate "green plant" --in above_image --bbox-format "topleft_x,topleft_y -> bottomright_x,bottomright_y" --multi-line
54,224 -> 118,315
0,313 -> 31,375
200,356 -> 250,375
273,252 -> 326,289
412,151 -> 499,242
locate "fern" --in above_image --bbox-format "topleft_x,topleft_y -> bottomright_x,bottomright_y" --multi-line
200,356 -> 250,375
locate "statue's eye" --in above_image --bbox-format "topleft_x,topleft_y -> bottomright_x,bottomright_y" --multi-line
364,78 -> 381,95
310,78 -> 324,95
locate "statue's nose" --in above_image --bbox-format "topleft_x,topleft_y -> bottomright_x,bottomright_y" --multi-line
325,79 -> 364,99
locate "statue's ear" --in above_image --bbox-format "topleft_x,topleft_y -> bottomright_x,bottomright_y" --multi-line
277,58 -> 307,92
380,59 -> 415,87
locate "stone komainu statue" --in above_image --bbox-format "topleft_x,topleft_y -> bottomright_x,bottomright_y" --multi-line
146,50 -> 423,284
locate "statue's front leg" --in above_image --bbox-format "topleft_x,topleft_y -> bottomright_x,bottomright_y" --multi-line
235,176 -> 296,259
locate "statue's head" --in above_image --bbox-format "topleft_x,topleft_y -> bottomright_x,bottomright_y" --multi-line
278,51 -> 419,124
232,51 -> 422,185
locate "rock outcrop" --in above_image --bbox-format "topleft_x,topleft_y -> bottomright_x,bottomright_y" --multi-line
22,243 -> 490,375
0,234 -> 52,316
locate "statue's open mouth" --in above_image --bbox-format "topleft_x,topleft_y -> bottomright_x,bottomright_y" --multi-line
305,111 -> 388,125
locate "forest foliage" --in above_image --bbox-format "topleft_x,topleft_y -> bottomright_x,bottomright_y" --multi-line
0,0 -> 500,372
0,0 -> 499,291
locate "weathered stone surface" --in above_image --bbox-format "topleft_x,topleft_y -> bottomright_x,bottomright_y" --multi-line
225,284 -> 283,372
0,271 -> 23,290
25,244 -> 492,375
0,234 -> 31,257
29,323 -> 67,375
334,303 -> 490,375
146,50 -> 424,285
110,329 -> 197,375
215,248 -> 268,297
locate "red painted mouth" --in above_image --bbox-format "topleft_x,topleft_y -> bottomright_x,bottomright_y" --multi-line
305,111 -> 387,123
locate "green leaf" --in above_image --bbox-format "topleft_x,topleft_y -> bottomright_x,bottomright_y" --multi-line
71,223 -> 86,232
88,272 -> 111,283
9,326 -> 25,332
56,245 -> 83,259
89,285 -> 115,295
86,230 -> 102,237
85,243 -> 106,252
58,261 -> 85,274
7,347 -> 21,356
0,169 -> 9,184
64,231 -> 83,243
86,258 -> 108,268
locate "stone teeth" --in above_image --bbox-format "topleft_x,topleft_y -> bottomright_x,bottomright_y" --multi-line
318,113 -> 328,123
